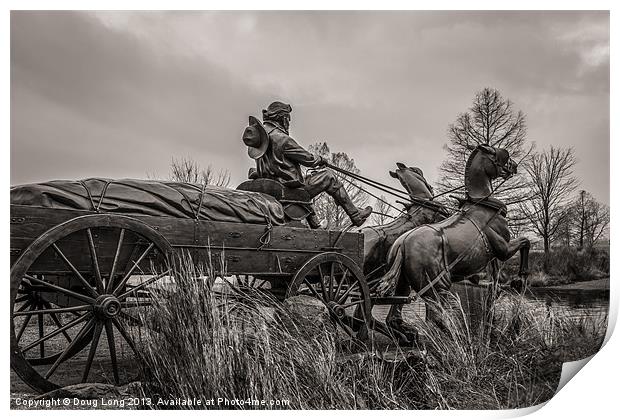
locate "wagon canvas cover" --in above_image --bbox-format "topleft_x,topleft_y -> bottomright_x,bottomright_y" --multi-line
11,178 -> 287,225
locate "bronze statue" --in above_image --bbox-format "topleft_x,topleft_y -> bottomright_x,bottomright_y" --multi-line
243,101 -> 372,227
376,144 -> 530,337
362,162 -> 448,276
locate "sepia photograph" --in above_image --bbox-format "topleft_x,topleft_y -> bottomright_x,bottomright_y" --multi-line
9,7 -> 611,412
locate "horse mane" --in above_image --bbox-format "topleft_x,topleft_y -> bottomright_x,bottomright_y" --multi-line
464,147 -> 480,193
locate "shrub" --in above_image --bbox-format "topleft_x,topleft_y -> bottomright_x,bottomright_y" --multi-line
502,247 -> 609,285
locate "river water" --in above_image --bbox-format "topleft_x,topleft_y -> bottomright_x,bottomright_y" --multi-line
372,281 -> 610,329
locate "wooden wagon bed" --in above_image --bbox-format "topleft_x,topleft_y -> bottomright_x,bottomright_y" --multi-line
10,203 -> 370,393
11,204 -> 363,279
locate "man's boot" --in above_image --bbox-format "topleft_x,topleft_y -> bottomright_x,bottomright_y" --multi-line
306,212 -> 323,229
330,186 -> 373,227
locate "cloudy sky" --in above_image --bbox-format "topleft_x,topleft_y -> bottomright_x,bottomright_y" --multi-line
10,11 -> 609,203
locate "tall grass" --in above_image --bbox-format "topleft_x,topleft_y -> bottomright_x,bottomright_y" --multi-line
133,259 -> 607,410
416,288 -> 607,409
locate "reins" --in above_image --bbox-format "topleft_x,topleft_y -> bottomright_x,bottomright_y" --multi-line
325,163 -> 412,202
323,163 -> 445,221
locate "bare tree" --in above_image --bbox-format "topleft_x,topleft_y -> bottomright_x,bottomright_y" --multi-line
520,146 -> 578,267
574,190 -> 610,250
308,142 -> 368,229
437,87 -> 533,212
553,202 -> 577,248
506,207 -> 533,238
371,195 -> 394,225
169,157 -> 230,187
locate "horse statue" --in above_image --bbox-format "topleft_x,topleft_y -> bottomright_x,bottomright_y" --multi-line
362,163 -> 449,278
376,144 -> 530,337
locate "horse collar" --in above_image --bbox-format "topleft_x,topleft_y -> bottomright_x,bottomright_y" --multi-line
460,194 -> 508,217
407,196 -> 450,217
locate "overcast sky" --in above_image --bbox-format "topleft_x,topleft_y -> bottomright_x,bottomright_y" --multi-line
10,11 -> 609,204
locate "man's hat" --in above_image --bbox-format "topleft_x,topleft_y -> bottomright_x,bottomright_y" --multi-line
242,116 -> 269,159
263,101 -> 292,121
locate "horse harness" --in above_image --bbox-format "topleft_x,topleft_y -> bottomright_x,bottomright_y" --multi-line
409,204 -> 501,301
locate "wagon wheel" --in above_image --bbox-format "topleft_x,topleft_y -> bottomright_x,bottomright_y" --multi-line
236,275 -> 270,290
285,252 -> 372,341
10,214 -> 174,394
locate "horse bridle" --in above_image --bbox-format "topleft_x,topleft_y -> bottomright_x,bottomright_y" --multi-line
477,145 -> 514,179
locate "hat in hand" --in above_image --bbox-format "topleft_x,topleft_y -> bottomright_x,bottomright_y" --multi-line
242,116 -> 269,159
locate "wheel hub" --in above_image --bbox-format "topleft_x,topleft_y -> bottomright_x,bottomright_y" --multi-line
327,301 -> 345,319
94,295 -> 121,319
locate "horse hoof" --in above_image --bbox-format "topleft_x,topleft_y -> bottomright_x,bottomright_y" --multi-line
387,319 -> 419,346
400,330 -> 418,346
510,279 -> 524,292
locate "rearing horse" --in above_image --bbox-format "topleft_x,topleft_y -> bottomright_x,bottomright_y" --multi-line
362,163 -> 448,278
377,144 -> 530,335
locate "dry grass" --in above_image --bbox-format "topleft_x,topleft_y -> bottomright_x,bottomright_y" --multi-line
414,288 -> 607,409
133,259 -> 607,410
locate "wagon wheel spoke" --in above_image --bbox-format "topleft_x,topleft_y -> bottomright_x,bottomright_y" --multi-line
337,279 -> 361,305
121,301 -> 152,309
254,278 -> 267,289
86,228 -> 105,294
106,228 -> 126,293
317,263 -> 329,302
118,311 -> 143,327
13,304 -> 92,317
104,320 -> 120,385
339,300 -> 366,309
302,278 -> 327,305
238,275 -> 268,291
117,269 -> 171,300
42,301 -> 73,343
18,283 -> 32,294
15,299 -> 32,314
52,243 -> 98,298
82,321 -> 104,382
44,317 -> 95,379
333,314 -> 356,338
16,303 -> 36,342
328,262 -> 337,300
15,295 -> 30,304
24,275 -> 95,304
111,318 -> 140,359
112,243 -> 155,296
21,312 -> 91,353
334,263 -> 349,299
334,313 -> 367,344
236,275 -> 246,287
240,275 -> 255,289
37,303 -> 45,358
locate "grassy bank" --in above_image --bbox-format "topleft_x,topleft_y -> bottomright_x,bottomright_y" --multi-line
134,261 -> 607,410
502,247 -> 609,287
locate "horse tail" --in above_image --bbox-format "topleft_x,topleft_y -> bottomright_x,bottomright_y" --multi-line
376,236 -> 405,297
